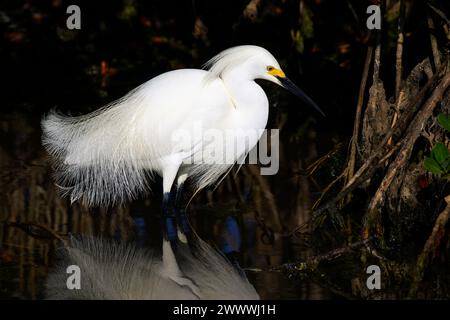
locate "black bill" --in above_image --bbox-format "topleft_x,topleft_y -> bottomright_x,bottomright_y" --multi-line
277,76 -> 325,117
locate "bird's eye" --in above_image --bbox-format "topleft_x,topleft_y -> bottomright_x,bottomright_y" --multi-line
266,66 -> 275,71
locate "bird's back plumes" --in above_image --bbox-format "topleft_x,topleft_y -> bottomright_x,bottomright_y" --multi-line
41,83 -> 157,207
42,46 -> 275,206
45,236 -> 259,300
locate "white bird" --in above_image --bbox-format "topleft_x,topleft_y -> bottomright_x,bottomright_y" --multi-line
41,45 -> 324,246
45,236 -> 259,300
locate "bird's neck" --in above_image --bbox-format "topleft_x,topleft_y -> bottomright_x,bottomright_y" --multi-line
221,70 -> 268,114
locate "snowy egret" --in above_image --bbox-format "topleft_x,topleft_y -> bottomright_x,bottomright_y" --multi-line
46,236 -> 259,300
42,45 -> 323,247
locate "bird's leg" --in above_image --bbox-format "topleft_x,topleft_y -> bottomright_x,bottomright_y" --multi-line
161,161 -> 183,249
175,182 -> 189,234
161,192 -> 178,244
174,173 -> 191,244
221,216 -> 246,277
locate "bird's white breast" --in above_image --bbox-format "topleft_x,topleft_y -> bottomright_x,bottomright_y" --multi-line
133,69 -> 269,172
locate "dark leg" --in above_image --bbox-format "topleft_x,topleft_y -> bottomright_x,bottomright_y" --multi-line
161,192 -> 178,243
173,173 -> 194,245
221,216 -> 246,276
174,182 -> 190,236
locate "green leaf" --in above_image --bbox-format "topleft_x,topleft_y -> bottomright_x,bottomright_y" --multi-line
431,142 -> 449,164
438,113 -> 450,132
424,157 -> 443,174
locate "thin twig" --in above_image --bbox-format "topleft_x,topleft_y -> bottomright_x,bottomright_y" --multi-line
427,10 -> 441,69
266,238 -> 374,274
408,194 -> 450,297
312,168 -> 347,210
427,2 -> 450,27
427,2 -> 450,41
395,0 -> 405,101
5,221 -> 68,246
315,60 -> 442,218
347,45 -> 374,182
366,70 -> 450,215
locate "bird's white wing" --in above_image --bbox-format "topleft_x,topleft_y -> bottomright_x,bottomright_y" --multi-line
41,69 -> 233,206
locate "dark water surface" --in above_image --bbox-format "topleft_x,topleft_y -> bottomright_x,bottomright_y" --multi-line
0,111 -> 337,300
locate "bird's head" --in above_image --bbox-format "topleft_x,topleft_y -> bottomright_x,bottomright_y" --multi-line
205,45 -> 325,117
254,48 -> 325,117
